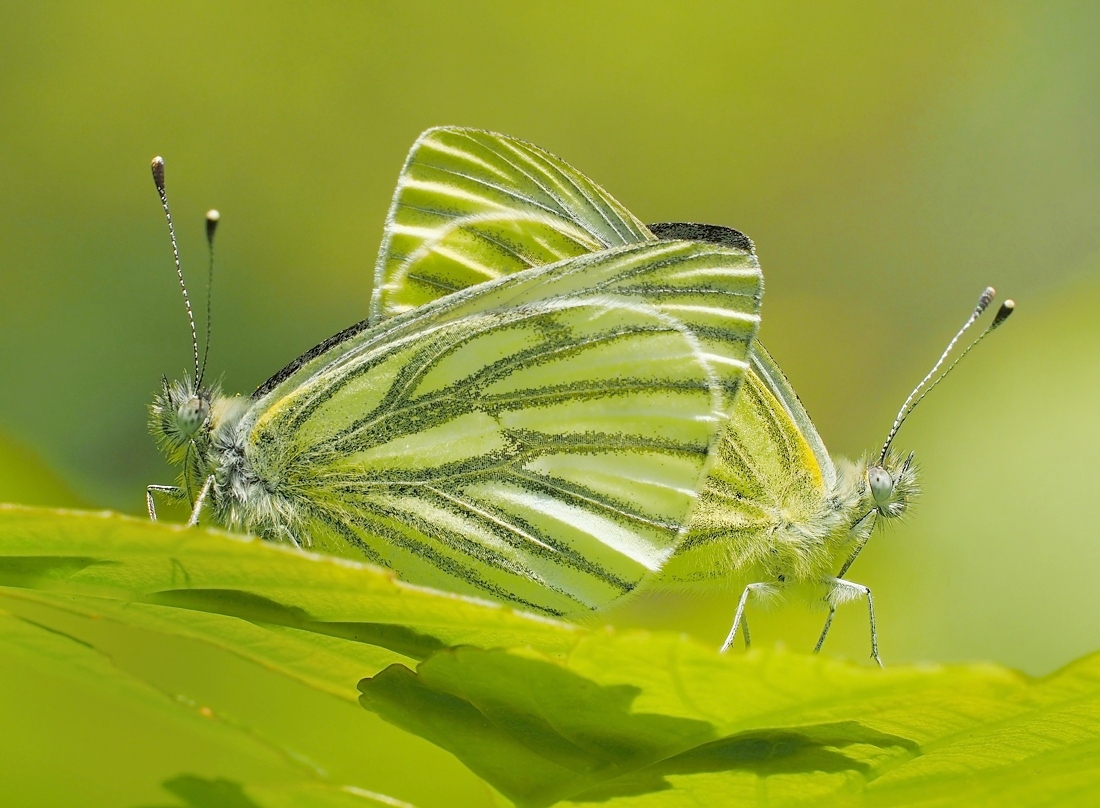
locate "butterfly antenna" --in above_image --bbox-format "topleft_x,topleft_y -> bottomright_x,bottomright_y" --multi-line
904,300 -> 1015,417
879,287 -> 1014,463
197,209 -> 220,386
151,157 -> 201,387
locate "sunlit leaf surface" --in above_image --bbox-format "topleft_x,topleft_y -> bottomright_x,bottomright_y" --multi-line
2,506 -> 1098,807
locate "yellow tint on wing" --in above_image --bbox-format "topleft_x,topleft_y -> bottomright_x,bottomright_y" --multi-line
656,367 -> 831,587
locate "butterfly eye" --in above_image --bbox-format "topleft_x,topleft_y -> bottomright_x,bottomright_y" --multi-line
867,466 -> 894,506
176,396 -> 210,437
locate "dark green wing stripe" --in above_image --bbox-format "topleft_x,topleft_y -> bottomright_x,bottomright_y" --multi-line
240,240 -> 762,615
421,485 -> 636,590
370,127 -> 654,321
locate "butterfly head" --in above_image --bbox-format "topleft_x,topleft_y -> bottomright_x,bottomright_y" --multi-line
865,450 -> 918,520
150,377 -> 214,459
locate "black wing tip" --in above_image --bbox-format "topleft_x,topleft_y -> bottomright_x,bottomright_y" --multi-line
647,222 -> 755,254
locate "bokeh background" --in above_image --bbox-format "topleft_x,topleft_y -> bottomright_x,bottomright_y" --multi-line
2,1 -> 1098,684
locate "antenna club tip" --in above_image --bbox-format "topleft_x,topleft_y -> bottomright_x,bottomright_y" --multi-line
151,156 -> 166,190
206,209 -> 220,222
978,286 -> 996,312
991,299 -> 1015,328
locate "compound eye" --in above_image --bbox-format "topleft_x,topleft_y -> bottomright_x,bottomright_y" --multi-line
177,396 -> 210,437
867,466 -> 894,506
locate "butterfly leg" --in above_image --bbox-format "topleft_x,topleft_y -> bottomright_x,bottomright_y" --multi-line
186,474 -> 215,527
720,583 -> 769,653
146,485 -> 184,521
813,607 -> 837,654
828,578 -> 883,667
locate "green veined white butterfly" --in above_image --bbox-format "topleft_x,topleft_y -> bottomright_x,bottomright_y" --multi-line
145,155 -> 764,619
361,127 -> 1015,664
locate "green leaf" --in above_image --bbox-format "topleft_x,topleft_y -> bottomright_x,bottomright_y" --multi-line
2,505 -> 1099,806
0,608 -> 423,808
0,504 -> 581,679
0,505 -> 571,805
359,635 -> 1100,807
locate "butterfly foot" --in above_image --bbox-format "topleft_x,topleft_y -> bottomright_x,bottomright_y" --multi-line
827,578 -> 884,668
720,583 -> 768,653
147,485 -> 184,521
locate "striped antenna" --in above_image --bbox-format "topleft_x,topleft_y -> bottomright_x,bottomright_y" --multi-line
879,287 -> 1015,463
151,156 -> 201,386
198,209 -> 220,386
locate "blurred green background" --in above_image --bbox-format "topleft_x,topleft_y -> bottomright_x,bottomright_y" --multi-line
2,0 -> 1098,681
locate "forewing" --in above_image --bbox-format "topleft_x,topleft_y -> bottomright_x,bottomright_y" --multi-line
370,126 -> 654,321
243,241 -> 762,617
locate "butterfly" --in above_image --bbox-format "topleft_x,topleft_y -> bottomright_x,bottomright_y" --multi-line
363,127 -> 1014,664
148,130 -> 1012,664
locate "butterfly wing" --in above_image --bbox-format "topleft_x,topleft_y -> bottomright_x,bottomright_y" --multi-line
747,341 -> 835,489
370,126 -> 654,321
239,241 -> 762,616
655,355 -> 838,587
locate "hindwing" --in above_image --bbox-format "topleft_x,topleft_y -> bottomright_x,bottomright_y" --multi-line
747,342 -> 835,488
656,359 -> 835,587
371,126 -> 654,321
242,241 -> 762,616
